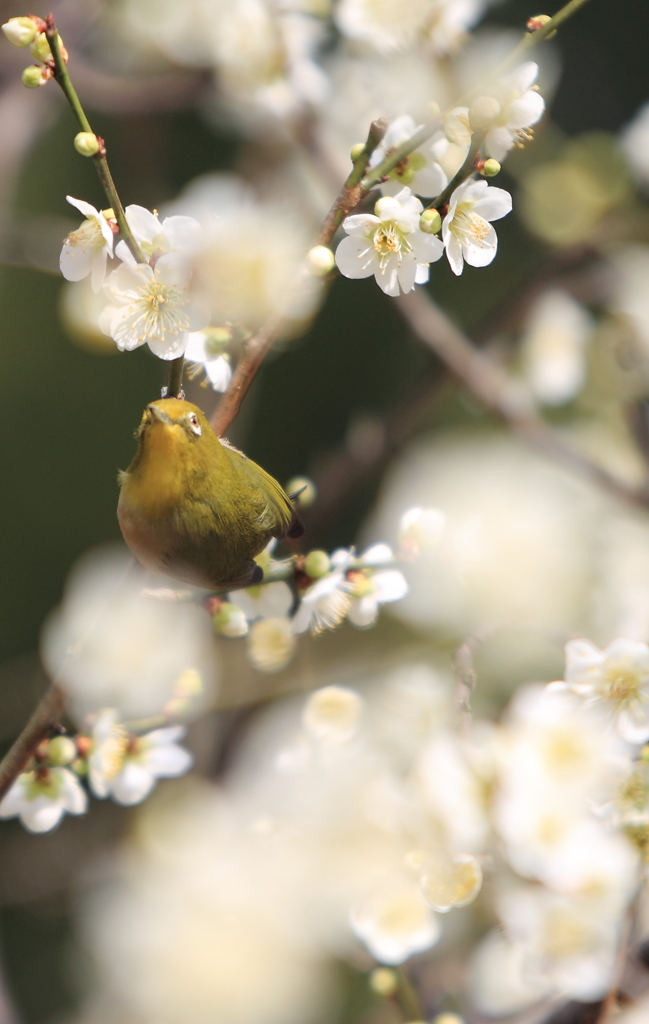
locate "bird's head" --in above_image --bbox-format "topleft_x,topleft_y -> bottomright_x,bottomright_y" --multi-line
137,399 -> 214,457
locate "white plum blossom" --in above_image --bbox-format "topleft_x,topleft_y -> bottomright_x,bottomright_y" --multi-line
336,188 -> 443,297
556,637 -> 649,743
346,567 -> 408,628
93,724 -> 193,806
0,767 -> 87,833
60,196 -> 114,293
442,178 -> 512,275
480,62 -> 545,162
369,115 -> 447,198
88,708 -> 127,799
302,685 -> 364,742
335,0 -> 486,55
99,254 -> 209,359
185,330 -> 232,392
521,289 -> 592,406
351,881 -> 440,964
115,204 -> 202,265
292,549 -> 355,635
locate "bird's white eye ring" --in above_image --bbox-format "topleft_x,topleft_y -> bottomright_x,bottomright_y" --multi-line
188,413 -> 202,437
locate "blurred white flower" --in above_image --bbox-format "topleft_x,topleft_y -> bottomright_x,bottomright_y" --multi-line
292,552 -> 354,635
213,601 -> 250,638
398,506 -> 446,559
336,188 -> 443,296
0,767 -> 87,833
247,616 -> 296,671
166,174 -> 322,337
185,330 -> 232,392
480,62 -> 545,162
417,731 -> 488,853
420,852 -> 483,912
610,245 -> 649,356
88,708 -> 128,799
335,0 -> 485,55
558,637 -> 649,743
350,881 -> 440,964
302,685 -> 364,742
443,106 -> 472,147
521,289 -> 591,405
41,547 -> 218,721
346,568 -> 408,627
470,929 -> 549,1017
370,115 -> 447,198
621,100 -> 649,188
99,255 -> 209,359
115,205 -> 202,264
229,581 -> 294,622
442,178 -> 512,275
60,196 -> 114,293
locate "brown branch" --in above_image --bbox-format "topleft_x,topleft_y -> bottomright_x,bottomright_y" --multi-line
209,118 -> 388,437
396,289 -> 649,512
0,683 -> 65,802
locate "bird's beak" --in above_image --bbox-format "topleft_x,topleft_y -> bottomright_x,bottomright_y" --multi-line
147,404 -> 173,426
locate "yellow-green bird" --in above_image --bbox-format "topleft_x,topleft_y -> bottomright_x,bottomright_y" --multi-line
117,398 -> 304,590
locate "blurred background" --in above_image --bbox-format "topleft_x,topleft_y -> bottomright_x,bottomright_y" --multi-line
1,0 -> 649,1020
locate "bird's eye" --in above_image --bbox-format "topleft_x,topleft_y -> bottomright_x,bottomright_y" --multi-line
188,413 -> 202,437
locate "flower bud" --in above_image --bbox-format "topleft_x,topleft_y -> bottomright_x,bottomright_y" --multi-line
527,13 -> 554,34
304,549 -> 330,579
306,245 -> 335,277
433,1016 -> 464,1024
481,158 -> 501,177
71,757 -> 88,776
21,64 -> 47,87
374,196 -> 395,217
369,968 -> 398,997
419,208 -> 441,234
74,131 -> 100,157
46,735 -> 77,766
213,601 -> 249,638
2,16 -> 39,47
29,31 -> 52,62
469,95 -> 501,129
350,142 -> 365,162
286,475 -> 316,508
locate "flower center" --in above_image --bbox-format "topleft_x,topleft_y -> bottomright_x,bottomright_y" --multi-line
372,223 -> 411,268
66,217 -> 104,254
132,279 -> 190,344
451,203 -> 491,246
600,663 -> 644,708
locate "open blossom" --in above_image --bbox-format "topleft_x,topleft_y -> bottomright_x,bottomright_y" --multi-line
292,548 -> 355,635
335,188 -> 443,297
99,254 -> 209,359
370,115 -> 447,198
90,716 -> 193,806
442,178 -> 512,275
347,568 -> 408,628
115,205 -> 202,265
302,685 -> 364,742
351,881 -> 440,964
60,196 -> 114,293
481,63 -> 545,162
556,637 -> 649,743
247,616 -> 296,672
185,330 -> 232,392
0,767 -> 87,833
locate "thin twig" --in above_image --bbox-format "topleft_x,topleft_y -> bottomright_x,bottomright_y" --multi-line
0,684 -> 65,801
396,289 -> 649,512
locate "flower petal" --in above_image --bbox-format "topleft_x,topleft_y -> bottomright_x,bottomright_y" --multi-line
154,252 -> 192,290
161,215 -> 202,254
60,244 -> 93,283
397,254 -> 419,294
472,188 -> 513,222
90,249 -> 108,293
145,743 -> 193,778
335,235 -> 377,280
508,90 -> 545,130
445,234 -> 464,276
66,195 -> 98,219
348,595 -> 379,628
342,214 -> 379,236
125,204 -> 162,244
111,762 -> 155,806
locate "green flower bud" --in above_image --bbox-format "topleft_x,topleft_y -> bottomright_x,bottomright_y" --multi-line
29,31 -> 51,62
71,757 -> 88,776
304,549 -> 330,578
213,602 -> 248,638
350,142 -> 366,163
419,208 -> 442,234
47,735 -> 77,766
306,245 -> 335,277
74,131 -> 100,157
468,95 -> 501,129
21,64 -> 46,88
369,967 -> 398,997
2,16 -> 38,47
286,475 -> 316,508
527,13 -> 554,34
374,196 -> 395,217
481,158 -> 501,177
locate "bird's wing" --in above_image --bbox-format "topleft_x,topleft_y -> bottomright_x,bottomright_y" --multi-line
225,447 -> 304,540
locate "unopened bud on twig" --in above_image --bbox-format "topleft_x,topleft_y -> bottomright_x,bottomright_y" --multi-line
2,16 -> 40,47
481,158 -> 501,177
350,142 -> 366,163
527,13 -> 555,35
304,550 -> 330,579
74,131 -> 100,157
21,64 -> 49,87
29,31 -> 52,62
306,245 -> 335,276
420,208 -> 442,234
369,967 -> 398,997
47,735 -> 77,766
